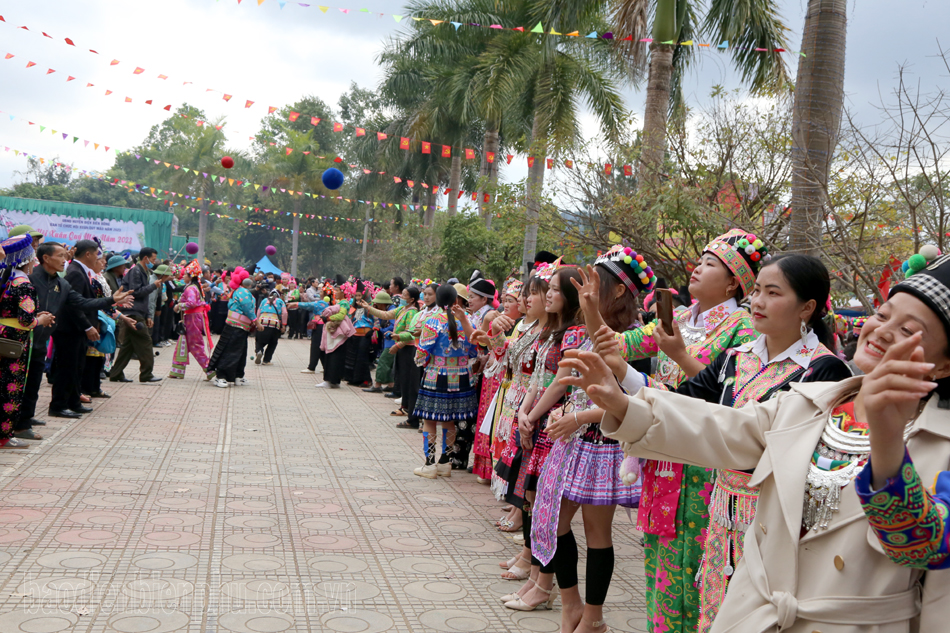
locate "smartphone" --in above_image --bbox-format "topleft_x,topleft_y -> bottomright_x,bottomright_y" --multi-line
656,288 -> 674,336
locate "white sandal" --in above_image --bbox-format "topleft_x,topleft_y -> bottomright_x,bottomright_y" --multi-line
504,583 -> 558,611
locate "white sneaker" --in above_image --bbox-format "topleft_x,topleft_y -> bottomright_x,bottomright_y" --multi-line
436,462 -> 452,478
213,378 -> 230,389
300,369 -> 315,373
235,378 -> 249,386
1,437 -> 31,449
315,382 -> 330,388
414,464 -> 438,479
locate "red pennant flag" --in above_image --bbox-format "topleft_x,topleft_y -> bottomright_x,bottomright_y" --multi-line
332,122 -> 343,132
158,74 -> 168,80
285,148 -> 293,155
311,116 -> 320,126
124,97 -> 132,102
514,26 -> 524,32
564,159 -> 574,169
546,158 -> 554,169
46,68 -> 55,74
133,67 -> 145,74
408,180 -> 415,188
288,111 -> 300,122
471,192 -> 477,201
145,99 -> 152,104
377,132 -> 387,141
442,145 -> 451,158
464,148 -> 475,160
506,154 -> 514,164
486,151 -> 495,163
623,164 -> 632,176
245,100 -> 254,108
110,59 -> 119,66
483,193 -> 490,203
393,177 -> 402,183
25,61 -> 35,68
527,156 -> 535,168
399,137 -> 410,150
164,105 -> 171,111
604,163 -> 612,175
104,90 -> 112,95
268,106 -> 277,114
3,54 -> 13,60
333,156 -> 343,163
64,37 -> 74,46
458,191 -> 465,199
66,76 -> 75,81
421,142 -> 431,154
444,188 -> 452,194
355,128 -> 365,137
222,94 -> 232,102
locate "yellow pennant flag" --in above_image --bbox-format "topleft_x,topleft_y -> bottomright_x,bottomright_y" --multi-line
254,184 -> 260,190
164,162 -> 170,167
228,178 -> 234,185
681,40 -> 693,45
318,5 -> 328,12
258,0 -> 266,4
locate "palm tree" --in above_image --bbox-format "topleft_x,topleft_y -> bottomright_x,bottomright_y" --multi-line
788,0 -> 847,254
161,118 -> 232,266
615,0 -> 791,183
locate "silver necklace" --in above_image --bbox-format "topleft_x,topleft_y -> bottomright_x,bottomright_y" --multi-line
802,394 -> 917,532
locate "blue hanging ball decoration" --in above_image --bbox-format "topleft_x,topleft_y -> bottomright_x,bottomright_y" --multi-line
322,168 -> 345,190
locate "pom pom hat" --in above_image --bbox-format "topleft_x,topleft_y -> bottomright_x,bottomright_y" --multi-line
891,246 -> 950,340
595,244 -> 657,296
702,229 -> 771,298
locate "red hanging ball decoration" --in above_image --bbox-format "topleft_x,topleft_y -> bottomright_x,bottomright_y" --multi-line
221,156 -> 234,169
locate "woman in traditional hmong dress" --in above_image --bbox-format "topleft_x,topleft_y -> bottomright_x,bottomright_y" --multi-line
0,235 -> 52,450
579,230 -> 758,633
524,245 -> 658,630
471,278 -> 525,483
492,268 -> 551,569
495,265 -> 583,612
412,285 -> 478,478
169,268 -> 214,380
636,254 -> 850,633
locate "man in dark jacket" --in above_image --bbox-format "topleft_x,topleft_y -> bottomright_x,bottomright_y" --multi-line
22,243 -> 131,427
48,240 -> 104,418
109,247 -> 166,383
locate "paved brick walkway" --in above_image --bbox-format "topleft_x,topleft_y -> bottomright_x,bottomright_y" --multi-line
0,338 -> 646,633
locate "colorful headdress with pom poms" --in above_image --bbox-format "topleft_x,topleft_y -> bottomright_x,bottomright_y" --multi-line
532,257 -> 562,283
901,244 -> 941,278
595,245 -> 657,296
703,229 -> 771,298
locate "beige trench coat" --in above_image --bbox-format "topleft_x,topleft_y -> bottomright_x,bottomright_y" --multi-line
602,376 -> 950,633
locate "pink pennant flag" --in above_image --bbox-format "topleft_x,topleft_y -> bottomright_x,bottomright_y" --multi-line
133,67 -> 145,74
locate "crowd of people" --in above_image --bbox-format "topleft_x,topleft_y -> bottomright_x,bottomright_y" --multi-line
2,224 -> 950,632
274,237 -> 950,633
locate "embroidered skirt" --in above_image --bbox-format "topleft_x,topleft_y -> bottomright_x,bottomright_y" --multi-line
698,469 -> 759,633
413,373 -> 478,422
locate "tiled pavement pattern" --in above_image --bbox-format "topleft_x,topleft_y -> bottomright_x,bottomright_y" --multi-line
0,338 -> 647,633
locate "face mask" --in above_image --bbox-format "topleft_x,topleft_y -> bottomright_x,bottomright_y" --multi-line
147,261 -> 154,269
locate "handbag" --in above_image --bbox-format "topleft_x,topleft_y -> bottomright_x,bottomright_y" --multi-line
0,337 -> 24,359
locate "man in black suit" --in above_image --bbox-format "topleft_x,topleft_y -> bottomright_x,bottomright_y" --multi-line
49,240 -> 107,418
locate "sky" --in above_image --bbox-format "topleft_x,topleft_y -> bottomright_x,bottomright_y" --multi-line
0,0 -> 947,202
